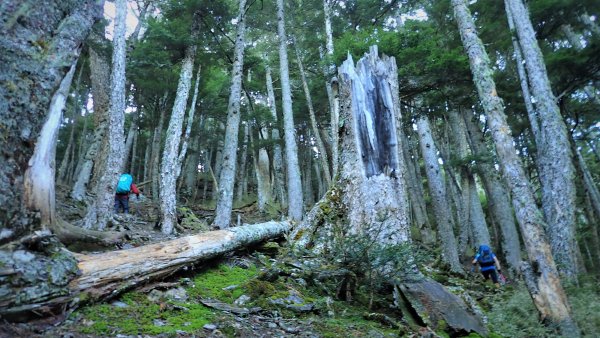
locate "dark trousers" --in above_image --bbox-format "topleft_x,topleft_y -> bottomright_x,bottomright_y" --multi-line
481,269 -> 498,283
114,195 -> 129,213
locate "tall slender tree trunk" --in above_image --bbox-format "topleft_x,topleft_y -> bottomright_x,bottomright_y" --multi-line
159,13 -> 200,234
71,47 -> 110,201
463,112 -> 522,274
277,0 -> 304,221
236,123 -> 249,204
251,124 -> 272,211
142,133 -> 152,183
323,0 -> 339,177
416,115 -> 463,273
151,97 -> 167,202
400,126 -> 433,243
265,63 -> 287,208
447,110 -> 473,253
122,117 -> 137,172
213,0 -> 248,228
452,0 -> 578,333
72,105 -> 90,182
293,39 -> 332,186
83,0 -> 127,230
130,121 -> 138,178
58,67 -> 83,184
505,0 -> 578,278
468,175 -> 491,246
176,68 -> 201,179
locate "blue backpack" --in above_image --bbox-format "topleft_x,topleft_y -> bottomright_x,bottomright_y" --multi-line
116,174 -> 133,194
478,245 -> 495,267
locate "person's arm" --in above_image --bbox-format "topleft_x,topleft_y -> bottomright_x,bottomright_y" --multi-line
472,254 -> 479,265
494,256 -> 502,271
131,183 -> 140,196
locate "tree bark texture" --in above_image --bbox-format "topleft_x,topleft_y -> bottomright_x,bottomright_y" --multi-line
0,0 -> 102,318
213,0 -> 248,228
159,12 -> 200,234
337,46 -> 411,246
265,63 -> 287,208
176,68 -> 201,180
452,0 -> 578,334
71,47 -> 110,202
505,0 -> 578,278
323,0 -> 339,177
0,221 -> 290,319
277,0 -> 304,221
83,0 -> 127,231
416,115 -> 463,273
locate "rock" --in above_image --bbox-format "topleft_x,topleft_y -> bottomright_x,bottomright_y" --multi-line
233,294 -> 251,306
397,278 -> 487,336
147,289 -> 164,303
164,287 -> 188,301
222,284 -> 238,291
111,301 -> 129,308
203,323 -> 217,331
153,319 -> 166,327
267,322 -> 278,329
278,322 -> 300,333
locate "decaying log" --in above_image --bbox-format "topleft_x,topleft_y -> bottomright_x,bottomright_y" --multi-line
0,221 -> 290,320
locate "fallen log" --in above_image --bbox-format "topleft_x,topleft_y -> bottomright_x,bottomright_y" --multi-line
0,220 -> 291,320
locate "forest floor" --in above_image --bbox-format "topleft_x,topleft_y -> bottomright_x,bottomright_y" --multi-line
2,188 -> 599,337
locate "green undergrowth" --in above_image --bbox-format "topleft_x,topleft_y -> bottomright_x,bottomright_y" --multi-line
70,264 -> 258,336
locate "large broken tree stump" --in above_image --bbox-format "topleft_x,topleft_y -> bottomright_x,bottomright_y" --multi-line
0,220 -> 290,320
291,46 -> 487,336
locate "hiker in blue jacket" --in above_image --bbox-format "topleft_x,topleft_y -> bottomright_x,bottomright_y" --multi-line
114,173 -> 140,214
472,244 -> 503,288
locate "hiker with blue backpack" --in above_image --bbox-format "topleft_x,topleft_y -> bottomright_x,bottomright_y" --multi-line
114,173 -> 140,214
472,244 -> 503,288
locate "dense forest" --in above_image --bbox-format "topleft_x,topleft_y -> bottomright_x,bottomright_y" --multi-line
1,0 -> 599,336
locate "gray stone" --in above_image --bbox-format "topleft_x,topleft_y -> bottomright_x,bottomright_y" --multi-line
203,323 -> 217,331
111,301 -> 129,308
233,294 -> 251,306
164,287 -> 188,301
153,319 -> 166,327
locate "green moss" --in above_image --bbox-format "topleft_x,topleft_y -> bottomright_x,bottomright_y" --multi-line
187,264 -> 258,302
243,279 -> 276,299
70,264 -> 261,336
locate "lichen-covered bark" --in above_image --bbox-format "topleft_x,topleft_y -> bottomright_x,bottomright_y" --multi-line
505,0 -> 578,278
277,0 -> 304,221
452,0 -> 579,334
160,12 -> 200,234
416,115 -> 463,273
213,0 -> 248,228
0,0 -> 102,318
83,0 -> 127,231
265,63 -> 287,208
71,46 -> 110,201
